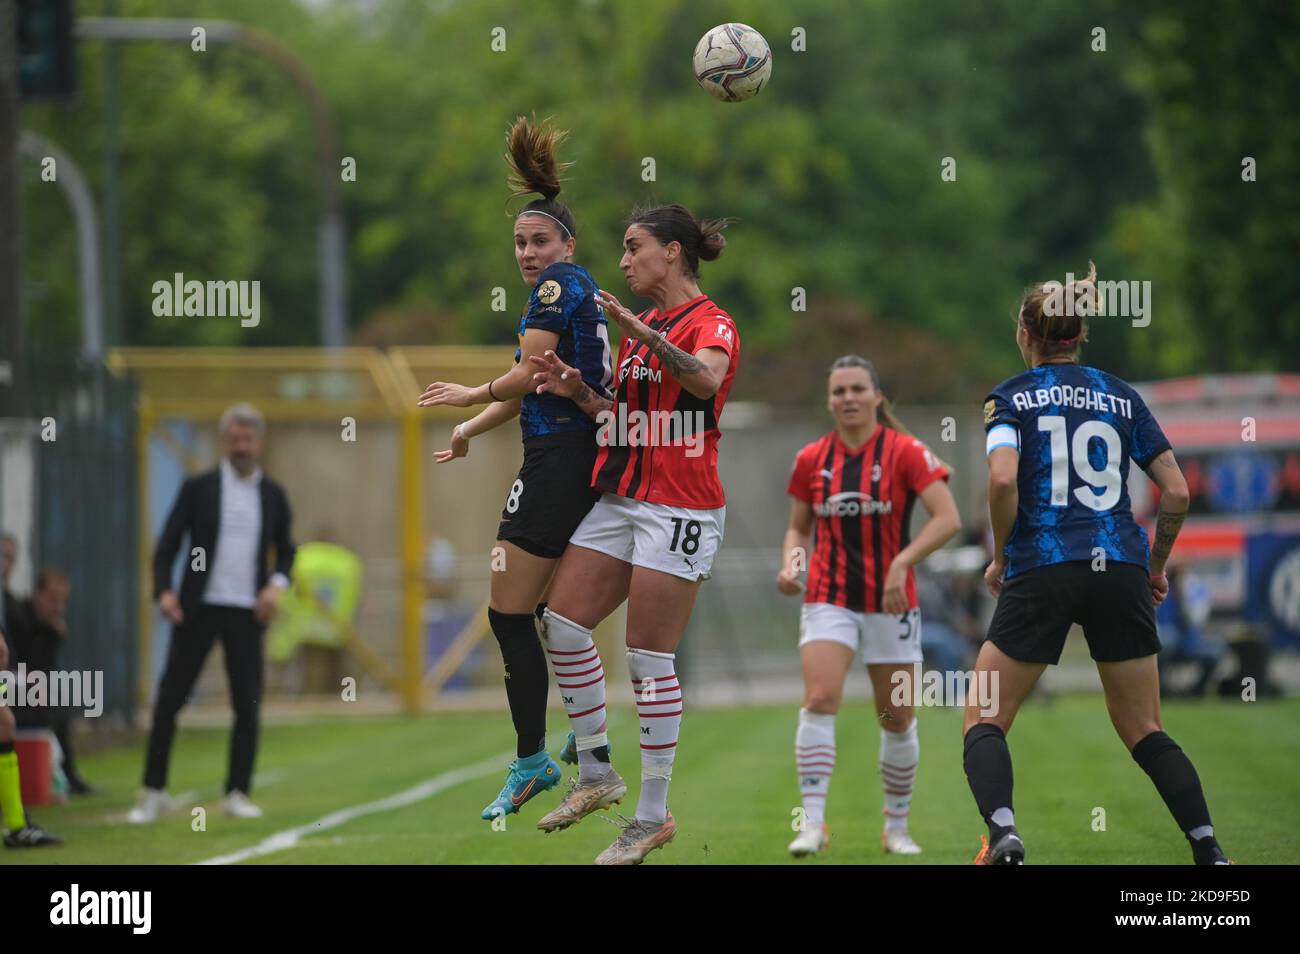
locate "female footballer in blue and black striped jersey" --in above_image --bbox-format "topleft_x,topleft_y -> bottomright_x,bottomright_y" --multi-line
965,263 -> 1229,865
420,117 -> 614,822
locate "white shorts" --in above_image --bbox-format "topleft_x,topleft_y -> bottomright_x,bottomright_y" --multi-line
567,493 -> 725,582
798,602 -> 923,665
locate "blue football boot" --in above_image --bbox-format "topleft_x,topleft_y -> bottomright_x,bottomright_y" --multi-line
480,751 -> 563,821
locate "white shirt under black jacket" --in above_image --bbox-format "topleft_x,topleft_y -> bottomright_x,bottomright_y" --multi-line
203,459 -> 288,608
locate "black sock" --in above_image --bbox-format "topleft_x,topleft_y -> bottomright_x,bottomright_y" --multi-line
489,608 -> 549,758
963,723 -> 1014,840
1131,730 -> 1213,836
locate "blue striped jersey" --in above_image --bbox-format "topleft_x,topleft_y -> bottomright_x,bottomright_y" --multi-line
514,261 -> 614,440
984,364 -> 1171,579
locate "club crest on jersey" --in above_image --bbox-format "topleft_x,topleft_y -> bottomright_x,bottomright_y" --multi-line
984,399 -> 996,425
815,491 -> 891,517
537,280 -> 562,304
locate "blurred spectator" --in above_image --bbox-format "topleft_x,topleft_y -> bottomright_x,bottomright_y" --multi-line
267,526 -> 362,694
1157,564 -> 1225,698
6,568 -> 94,795
916,568 -> 972,674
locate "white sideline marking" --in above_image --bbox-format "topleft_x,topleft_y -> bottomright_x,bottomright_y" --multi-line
194,752 -> 511,865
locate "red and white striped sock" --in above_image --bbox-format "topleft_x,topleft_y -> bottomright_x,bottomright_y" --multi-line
796,708 -> 836,828
880,720 -> 919,831
628,648 -> 680,824
540,608 -> 609,781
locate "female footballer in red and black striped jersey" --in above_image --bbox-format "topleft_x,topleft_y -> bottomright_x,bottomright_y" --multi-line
777,356 -> 961,858
526,204 -> 738,864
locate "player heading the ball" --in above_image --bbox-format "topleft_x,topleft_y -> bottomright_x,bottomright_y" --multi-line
528,203 -> 739,865
420,116 -> 613,824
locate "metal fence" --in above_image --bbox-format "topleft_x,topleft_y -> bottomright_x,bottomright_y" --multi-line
0,355 -> 138,722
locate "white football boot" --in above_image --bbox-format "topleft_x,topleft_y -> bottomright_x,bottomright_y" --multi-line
788,823 -> 830,857
882,826 -> 922,855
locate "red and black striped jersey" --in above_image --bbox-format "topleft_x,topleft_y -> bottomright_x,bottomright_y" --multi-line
787,427 -> 949,613
592,295 -> 739,509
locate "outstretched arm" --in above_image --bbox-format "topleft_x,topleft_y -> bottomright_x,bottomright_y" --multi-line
595,289 -> 730,400
528,351 -> 612,421
419,329 -> 560,408
434,398 -> 522,464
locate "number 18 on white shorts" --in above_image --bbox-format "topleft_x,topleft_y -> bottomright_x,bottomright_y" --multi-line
567,493 -> 725,582
798,603 -> 923,665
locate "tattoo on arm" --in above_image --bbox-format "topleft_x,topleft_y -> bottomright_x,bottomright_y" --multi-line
573,382 -> 613,421
645,332 -> 707,381
1151,507 -> 1186,567
1146,449 -> 1187,567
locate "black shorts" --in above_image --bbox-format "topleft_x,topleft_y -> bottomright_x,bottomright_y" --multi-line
986,560 -> 1160,664
496,432 -> 600,559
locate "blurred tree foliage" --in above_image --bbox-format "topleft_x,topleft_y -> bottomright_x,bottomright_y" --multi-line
19,0 -> 1299,402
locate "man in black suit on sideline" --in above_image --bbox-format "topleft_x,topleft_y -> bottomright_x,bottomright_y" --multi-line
128,404 -> 295,823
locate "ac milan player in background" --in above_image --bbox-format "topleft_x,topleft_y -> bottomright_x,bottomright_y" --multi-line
777,356 -> 961,858
527,204 -> 738,865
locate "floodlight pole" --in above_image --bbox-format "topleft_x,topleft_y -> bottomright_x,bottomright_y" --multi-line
19,130 -> 104,360
76,18 -> 347,347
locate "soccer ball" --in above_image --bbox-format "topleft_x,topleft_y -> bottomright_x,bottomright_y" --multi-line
692,23 -> 772,102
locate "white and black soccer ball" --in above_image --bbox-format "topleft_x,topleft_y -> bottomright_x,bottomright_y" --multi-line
692,22 -> 772,102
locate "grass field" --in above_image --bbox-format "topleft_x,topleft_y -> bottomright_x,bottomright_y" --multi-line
7,695 -> 1299,865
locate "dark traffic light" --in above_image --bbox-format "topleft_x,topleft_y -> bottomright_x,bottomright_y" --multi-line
18,0 -> 77,99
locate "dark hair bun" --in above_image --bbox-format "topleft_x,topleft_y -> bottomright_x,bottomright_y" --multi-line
699,226 -> 727,262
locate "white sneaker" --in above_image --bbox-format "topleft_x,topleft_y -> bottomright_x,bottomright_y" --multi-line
126,788 -> 171,824
788,823 -> 830,857
882,827 -> 922,855
223,791 -> 263,819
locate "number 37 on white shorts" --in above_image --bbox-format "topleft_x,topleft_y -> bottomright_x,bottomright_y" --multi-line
799,603 -> 923,665
567,493 -> 725,582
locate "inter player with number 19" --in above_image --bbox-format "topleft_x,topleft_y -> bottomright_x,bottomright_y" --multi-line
967,263 -> 1230,865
